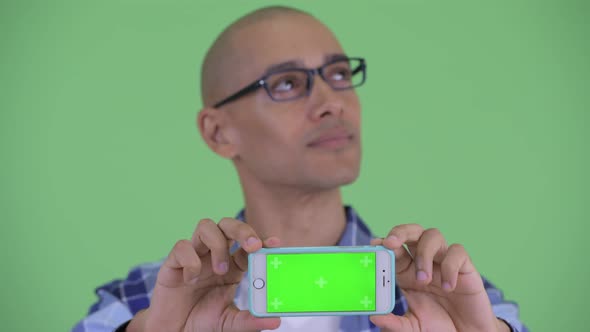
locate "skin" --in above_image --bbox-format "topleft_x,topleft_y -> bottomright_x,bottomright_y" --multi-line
127,8 -> 511,332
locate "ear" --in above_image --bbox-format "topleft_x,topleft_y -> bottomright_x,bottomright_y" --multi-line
197,107 -> 238,159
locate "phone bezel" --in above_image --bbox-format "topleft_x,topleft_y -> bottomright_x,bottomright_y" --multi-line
248,245 -> 395,317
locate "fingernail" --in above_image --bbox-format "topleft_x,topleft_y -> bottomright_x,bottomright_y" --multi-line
218,262 -> 228,273
189,277 -> 199,284
442,282 -> 452,291
387,235 -> 399,242
417,270 -> 428,281
246,237 -> 258,247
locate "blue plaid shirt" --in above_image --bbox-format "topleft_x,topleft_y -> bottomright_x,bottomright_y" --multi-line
72,206 -> 527,332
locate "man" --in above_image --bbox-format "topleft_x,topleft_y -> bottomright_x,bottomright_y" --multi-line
73,6 -> 526,332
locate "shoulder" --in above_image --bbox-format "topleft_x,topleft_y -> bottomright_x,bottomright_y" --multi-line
90,260 -> 163,315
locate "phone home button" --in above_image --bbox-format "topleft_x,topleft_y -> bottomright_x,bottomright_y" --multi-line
253,278 -> 265,289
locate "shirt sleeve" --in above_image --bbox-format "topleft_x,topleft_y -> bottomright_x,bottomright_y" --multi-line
71,284 -> 134,332
484,278 -> 528,332
71,263 -> 159,332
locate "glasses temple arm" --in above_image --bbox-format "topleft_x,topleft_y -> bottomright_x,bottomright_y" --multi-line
213,79 -> 264,108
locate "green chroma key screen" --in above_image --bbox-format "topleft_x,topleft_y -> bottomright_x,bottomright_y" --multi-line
266,252 -> 376,312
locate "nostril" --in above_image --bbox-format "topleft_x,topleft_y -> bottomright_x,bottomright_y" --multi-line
319,110 -> 332,118
320,109 -> 341,118
318,107 -> 343,118
309,99 -> 344,120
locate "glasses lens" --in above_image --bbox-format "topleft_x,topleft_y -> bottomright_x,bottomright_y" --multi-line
323,58 -> 365,90
266,70 -> 309,101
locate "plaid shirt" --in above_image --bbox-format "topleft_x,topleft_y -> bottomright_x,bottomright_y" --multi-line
72,206 -> 527,332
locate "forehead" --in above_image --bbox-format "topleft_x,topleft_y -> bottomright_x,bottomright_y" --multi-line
228,14 -> 345,80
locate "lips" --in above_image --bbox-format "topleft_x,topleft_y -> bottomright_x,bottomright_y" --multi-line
307,127 -> 354,149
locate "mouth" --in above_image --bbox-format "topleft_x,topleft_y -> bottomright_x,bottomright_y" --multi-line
307,128 -> 354,149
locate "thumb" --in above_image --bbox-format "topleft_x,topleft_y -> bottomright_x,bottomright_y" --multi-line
370,314 -> 410,332
223,308 -> 281,332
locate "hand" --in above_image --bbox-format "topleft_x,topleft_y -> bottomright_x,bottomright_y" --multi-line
127,218 -> 282,332
369,224 -> 509,332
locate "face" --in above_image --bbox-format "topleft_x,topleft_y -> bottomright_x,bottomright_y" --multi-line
216,14 -> 362,191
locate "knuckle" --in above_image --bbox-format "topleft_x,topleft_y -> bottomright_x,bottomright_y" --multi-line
424,228 -> 447,246
218,217 -> 236,228
173,239 -> 191,251
449,243 -> 466,253
219,218 -> 256,240
197,218 -> 215,229
196,226 -> 227,251
408,223 -> 424,230
390,223 -> 424,235
389,225 -> 402,232
389,224 -> 408,234
424,228 -> 442,237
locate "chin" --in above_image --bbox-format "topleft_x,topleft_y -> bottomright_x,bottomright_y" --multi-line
338,170 -> 360,186
340,173 -> 359,186
309,149 -> 361,187
312,167 -> 360,190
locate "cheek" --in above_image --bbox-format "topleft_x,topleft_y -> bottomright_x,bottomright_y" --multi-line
235,101 -> 305,156
236,117 -> 301,161
237,125 -> 305,182
345,95 -> 362,127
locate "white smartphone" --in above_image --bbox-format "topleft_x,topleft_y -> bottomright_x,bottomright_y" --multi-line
247,245 -> 395,317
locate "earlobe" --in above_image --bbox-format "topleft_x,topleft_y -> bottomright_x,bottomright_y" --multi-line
197,107 -> 238,159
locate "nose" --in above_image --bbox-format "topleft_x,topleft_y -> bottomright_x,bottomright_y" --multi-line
307,74 -> 344,121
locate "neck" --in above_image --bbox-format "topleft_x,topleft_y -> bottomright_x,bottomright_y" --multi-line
240,181 -> 347,247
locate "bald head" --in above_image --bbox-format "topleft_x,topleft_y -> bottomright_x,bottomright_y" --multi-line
196,7 -> 361,191
200,6 -> 333,107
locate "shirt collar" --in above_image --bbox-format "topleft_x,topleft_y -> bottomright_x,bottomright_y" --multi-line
233,205 -> 374,247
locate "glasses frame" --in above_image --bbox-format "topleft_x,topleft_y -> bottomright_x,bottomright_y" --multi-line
212,57 -> 366,108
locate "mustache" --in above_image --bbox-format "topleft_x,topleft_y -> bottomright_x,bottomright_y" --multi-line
304,120 -> 357,143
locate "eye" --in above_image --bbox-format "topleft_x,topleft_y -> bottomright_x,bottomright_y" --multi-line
329,67 -> 352,81
274,79 -> 295,92
269,73 -> 305,94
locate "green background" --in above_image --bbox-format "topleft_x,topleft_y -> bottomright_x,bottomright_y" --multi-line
267,253 -> 376,312
1,0 -> 588,330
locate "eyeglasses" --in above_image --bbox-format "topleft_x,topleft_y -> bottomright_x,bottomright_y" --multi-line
213,57 -> 366,108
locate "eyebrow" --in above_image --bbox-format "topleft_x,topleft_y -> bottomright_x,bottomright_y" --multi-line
262,53 -> 349,75
263,60 -> 303,75
324,53 -> 348,63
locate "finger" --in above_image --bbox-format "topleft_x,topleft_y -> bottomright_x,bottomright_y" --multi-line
231,236 -> 282,273
383,224 -> 425,273
370,313 -> 412,332
159,240 -> 202,287
384,223 -> 425,252
372,237 -> 412,274
224,309 -> 281,332
370,238 -> 383,246
218,217 -> 263,253
191,218 -> 216,255
263,236 -> 281,248
192,218 -> 231,275
414,228 -> 447,285
440,243 -> 475,292
385,224 -> 425,242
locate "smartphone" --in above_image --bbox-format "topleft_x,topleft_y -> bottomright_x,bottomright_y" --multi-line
248,245 -> 395,317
